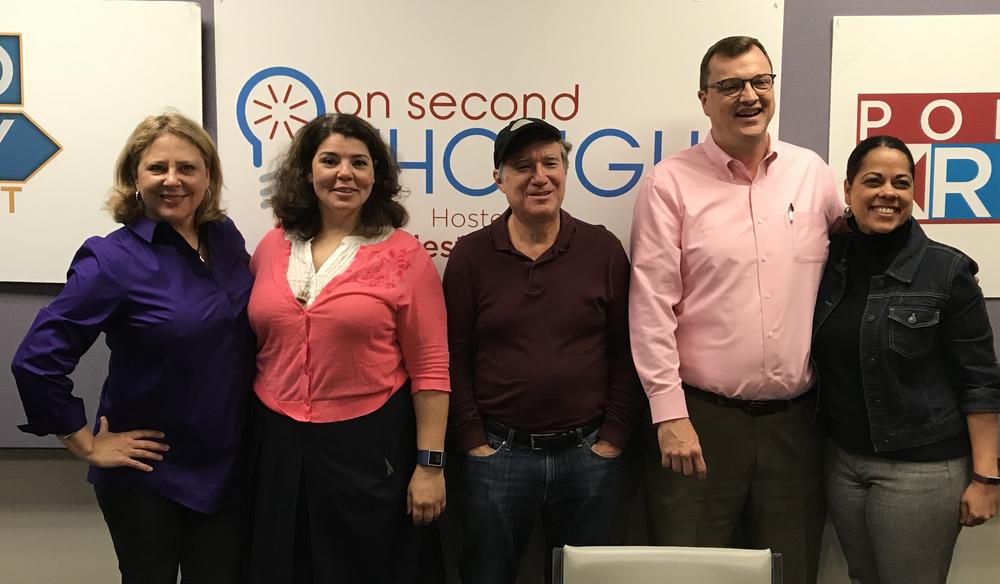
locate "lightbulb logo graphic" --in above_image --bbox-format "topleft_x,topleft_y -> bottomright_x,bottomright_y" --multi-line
236,67 -> 325,208
237,66 -> 325,167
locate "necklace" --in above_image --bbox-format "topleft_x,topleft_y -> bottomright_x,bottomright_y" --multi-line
194,234 -> 208,264
295,276 -> 313,305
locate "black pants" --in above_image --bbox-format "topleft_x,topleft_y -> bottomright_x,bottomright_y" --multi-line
247,388 -> 443,584
94,484 -> 241,584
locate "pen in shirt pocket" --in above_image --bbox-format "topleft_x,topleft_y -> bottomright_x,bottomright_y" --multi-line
787,203 -> 795,224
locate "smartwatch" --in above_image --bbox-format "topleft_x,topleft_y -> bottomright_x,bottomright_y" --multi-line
972,472 -> 1000,485
416,450 -> 446,468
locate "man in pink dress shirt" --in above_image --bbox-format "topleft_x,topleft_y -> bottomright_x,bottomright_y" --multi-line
629,36 -> 841,584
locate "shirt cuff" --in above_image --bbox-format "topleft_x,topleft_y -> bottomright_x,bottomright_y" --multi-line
448,419 -> 488,452
597,420 -> 632,450
648,391 -> 689,425
409,375 -> 451,394
17,403 -> 88,438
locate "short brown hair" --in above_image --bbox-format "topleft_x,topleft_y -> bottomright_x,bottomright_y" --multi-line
699,36 -> 773,90
269,113 -> 407,240
105,112 -> 224,226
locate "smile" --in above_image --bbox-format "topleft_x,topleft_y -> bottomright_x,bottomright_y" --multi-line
871,206 -> 898,215
736,108 -> 762,118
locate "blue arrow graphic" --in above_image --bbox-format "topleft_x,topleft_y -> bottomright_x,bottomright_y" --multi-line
0,112 -> 61,182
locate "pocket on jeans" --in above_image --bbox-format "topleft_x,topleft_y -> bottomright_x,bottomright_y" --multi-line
466,435 -> 506,460
584,432 -> 622,461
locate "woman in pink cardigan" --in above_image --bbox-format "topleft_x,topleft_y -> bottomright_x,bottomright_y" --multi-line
245,114 -> 450,584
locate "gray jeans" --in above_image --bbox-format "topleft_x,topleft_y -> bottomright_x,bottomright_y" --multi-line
825,441 -> 970,584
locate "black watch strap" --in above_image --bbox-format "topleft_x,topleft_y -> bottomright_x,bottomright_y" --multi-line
972,472 -> 1000,485
416,450 -> 446,468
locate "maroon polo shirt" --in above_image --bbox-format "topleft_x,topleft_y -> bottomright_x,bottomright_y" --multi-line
443,208 -> 642,451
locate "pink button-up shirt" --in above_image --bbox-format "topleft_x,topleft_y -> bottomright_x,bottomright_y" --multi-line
629,134 -> 841,423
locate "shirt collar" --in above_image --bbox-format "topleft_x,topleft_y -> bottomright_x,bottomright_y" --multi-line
284,228 -> 394,246
126,216 -> 222,245
488,208 -> 577,256
702,131 -> 780,180
125,216 -> 159,243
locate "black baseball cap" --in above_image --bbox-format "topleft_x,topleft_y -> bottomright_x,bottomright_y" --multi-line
493,117 -> 562,169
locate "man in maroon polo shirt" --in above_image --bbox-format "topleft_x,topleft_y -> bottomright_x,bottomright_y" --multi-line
443,117 -> 642,584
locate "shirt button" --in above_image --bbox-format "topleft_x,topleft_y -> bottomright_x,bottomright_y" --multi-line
765,292 -> 772,299
865,315 -> 875,322
761,256 -> 768,262
908,314 -> 917,324
768,332 -> 775,339
757,218 -> 764,224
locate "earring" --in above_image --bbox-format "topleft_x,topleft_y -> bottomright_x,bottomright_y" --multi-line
843,206 -> 854,219
134,190 -> 142,204
205,188 -> 212,198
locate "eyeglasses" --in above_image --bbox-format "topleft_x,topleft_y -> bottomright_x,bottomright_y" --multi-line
704,74 -> 776,97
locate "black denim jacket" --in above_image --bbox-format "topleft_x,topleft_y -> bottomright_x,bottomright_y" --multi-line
812,220 -> 1000,452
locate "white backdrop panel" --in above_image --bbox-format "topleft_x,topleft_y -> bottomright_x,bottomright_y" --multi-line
0,0 -> 203,283
830,15 -> 1000,296
215,0 -> 785,272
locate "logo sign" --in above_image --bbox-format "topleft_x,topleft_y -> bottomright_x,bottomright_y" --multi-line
235,68 -> 694,202
857,92 -> 1000,223
236,66 -> 326,170
0,112 -> 61,182
0,33 -> 23,106
0,33 -> 61,214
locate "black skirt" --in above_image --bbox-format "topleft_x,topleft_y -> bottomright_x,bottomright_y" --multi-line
246,385 -> 443,584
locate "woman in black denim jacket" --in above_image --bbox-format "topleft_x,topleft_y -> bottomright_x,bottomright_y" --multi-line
811,135 -> 1000,584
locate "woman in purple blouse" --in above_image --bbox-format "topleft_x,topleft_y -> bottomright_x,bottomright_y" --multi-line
11,113 -> 255,584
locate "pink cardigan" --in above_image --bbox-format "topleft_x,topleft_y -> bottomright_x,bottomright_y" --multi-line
248,228 -> 450,422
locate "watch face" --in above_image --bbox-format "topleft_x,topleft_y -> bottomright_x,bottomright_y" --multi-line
428,451 -> 444,466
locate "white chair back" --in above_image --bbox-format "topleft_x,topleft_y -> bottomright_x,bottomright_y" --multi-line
554,545 -> 780,584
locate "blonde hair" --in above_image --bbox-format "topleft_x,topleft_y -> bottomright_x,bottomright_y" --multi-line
105,112 -> 224,226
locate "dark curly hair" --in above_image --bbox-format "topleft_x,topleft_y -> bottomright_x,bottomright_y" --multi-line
269,113 -> 407,239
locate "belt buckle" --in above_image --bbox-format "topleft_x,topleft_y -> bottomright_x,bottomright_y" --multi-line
745,400 -> 783,416
529,432 -> 559,450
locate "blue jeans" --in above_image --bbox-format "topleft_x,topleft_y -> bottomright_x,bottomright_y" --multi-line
459,428 -> 623,584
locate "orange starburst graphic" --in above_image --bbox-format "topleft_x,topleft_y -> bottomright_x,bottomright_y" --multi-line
252,83 -> 311,140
